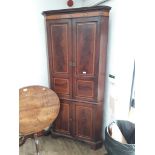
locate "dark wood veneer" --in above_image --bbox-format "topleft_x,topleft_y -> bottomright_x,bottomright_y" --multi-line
43,6 -> 111,150
75,104 -> 93,140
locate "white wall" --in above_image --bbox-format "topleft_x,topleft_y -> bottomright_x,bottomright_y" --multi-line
100,0 -> 135,133
82,0 -> 107,6
4,0 -> 83,90
0,0 -> 83,154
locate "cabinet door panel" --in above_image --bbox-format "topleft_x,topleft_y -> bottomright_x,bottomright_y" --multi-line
49,22 -> 69,74
75,104 -> 93,140
76,80 -> 94,98
47,19 -> 72,98
54,102 -> 71,135
72,17 -> 101,101
53,78 -> 69,95
76,22 -> 96,76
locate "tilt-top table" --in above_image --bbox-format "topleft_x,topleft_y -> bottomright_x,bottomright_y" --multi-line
19,85 -> 60,154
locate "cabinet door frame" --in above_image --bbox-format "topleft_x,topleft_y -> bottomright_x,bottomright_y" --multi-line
54,100 -> 73,136
74,102 -> 95,140
72,17 -> 101,102
46,19 -> 73,99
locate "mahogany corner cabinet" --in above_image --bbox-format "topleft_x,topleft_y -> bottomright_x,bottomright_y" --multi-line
42,6 -> 111,150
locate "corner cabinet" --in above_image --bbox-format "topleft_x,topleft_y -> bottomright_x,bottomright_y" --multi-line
42,6 -> 111,149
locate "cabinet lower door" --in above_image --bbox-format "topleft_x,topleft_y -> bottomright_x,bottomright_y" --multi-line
75,103 -> 94,140
54,101 -> 72,135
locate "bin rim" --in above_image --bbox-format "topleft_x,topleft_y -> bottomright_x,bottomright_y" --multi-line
105,126 -> 135,147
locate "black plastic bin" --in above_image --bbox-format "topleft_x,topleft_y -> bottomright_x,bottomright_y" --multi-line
105,120 -> 135,155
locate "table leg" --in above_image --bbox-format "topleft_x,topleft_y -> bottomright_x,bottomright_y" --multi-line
34,134 -> 40,155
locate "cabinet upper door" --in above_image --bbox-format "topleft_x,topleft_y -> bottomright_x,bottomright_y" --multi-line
72,17 -> 101,101
46,19 -> 73,98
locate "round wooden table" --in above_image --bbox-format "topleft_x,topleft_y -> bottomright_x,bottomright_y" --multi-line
19,85 -> 60,151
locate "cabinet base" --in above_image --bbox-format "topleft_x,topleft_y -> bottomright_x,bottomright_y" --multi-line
89,141 -> 103,150
51,130 -> 103,150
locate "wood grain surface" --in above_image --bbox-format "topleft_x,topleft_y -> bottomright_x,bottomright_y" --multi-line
19,85 -> 60,136
19,135 -> 107,155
